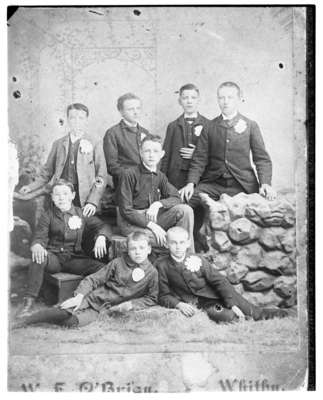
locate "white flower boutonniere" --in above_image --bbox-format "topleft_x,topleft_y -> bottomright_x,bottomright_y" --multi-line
79,139 -> 93,154
234,119 -> 247,134
132,267 -> 145,282
194,125 -> 203,137
185,255 -> 202,272
68,215 -> 82,230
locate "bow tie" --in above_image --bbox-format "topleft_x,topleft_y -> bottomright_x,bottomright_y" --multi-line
184,117 -> 196,123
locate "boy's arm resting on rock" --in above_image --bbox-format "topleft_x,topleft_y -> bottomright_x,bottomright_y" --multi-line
104,130 -> 123,179
159,175 -> 181,209
74,260 -> 115,297
187,125 -> 209,185
157,263 -> 181,308
26,141 -> 58,191
86,140 -> 109,207
131,270 -> 159,310
249,120 -> 272,186
118,171 -> 148,228
160,124 -> 173,175
202,259 -> 235,309
30,211 -> 50,248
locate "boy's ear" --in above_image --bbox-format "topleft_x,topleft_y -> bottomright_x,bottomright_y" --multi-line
160,149 -> 165,159
71,192 -> 76,200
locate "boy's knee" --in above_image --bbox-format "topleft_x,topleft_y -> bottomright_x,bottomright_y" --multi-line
174,204 -> 193,220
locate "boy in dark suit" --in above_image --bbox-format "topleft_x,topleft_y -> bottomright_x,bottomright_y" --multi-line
161,83 -> 209,189
118,135 -> 195,252
15,232 -> 158,328
19,180 -> 111,316
103,93 -> 150,189
179,82 -> 276,244
156,227 -> 287,323
19,103 -> 108,218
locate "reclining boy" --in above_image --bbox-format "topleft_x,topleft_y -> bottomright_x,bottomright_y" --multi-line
15,231 -> 158,328
155,227 -> 288,323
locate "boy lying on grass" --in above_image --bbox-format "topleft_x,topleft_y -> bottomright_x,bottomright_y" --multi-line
15,231 -> 158,328
155,227 -> 288,323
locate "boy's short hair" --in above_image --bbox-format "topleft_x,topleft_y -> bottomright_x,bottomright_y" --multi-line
217,81 -> 241,97
117,93 -> 141,111
140,135 -> 163,149
66,103 -> 89,117
167,226 -> 190,240
51,179 -> 75,194
127,231 -> 151,247
179,83 -> 200,96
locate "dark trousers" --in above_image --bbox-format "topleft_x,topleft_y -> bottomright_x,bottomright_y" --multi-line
189,177 -> 245,235
26,251 -> 105,298
199,290 -> 262,323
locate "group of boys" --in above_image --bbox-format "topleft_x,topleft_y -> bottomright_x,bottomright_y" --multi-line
15,81 -> 287,328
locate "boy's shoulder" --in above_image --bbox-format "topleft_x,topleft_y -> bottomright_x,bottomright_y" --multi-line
105,121 -> 123,136
154,254 -> 172,270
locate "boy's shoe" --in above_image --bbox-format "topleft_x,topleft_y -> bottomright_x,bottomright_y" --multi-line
257,307 -> 289,320
18,297 -> 35,318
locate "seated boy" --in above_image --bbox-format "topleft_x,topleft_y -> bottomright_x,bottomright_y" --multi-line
156,227 -> 288,323
19,179 -> 111,317
19,103 -> 108,218
15,231 -> 158,328
118,135 -> 195,252
161,83 -> 209,190
103,93 -> 150,189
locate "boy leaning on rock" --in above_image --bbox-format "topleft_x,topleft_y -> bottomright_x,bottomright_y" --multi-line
155,226 -> 288,323
15,231 -> 158,328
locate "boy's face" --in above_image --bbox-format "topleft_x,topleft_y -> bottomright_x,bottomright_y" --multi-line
67,109 -> 88,136
128,239 -> 151,264
217,86 -> 241,116
178,89 -> 200,115
120,99 -> 142,124
51,185 -> 75,212
140,141 -> 165,169
167,230 -> 191,259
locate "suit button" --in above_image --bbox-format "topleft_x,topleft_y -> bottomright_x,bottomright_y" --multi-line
60,247 -> 64,252
226,139 -> 230,143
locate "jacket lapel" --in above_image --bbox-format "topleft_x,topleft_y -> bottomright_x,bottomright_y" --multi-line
176,115 -> 186,145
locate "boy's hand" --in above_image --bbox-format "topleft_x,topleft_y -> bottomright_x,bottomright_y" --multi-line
179,144 -> 196,160
259,184 -> 277,201
179,183 -> 194,202
19,185 -> 31,194
109,301 -> 133,313
176,302 -> 196,317
60,293 -> 84,312
93,235 -> 107,259
31,243 -> 48,264
83,203 -> 97,217
147,222 -> 167,247
146,201 -> 162,223
232,305 -> 245,321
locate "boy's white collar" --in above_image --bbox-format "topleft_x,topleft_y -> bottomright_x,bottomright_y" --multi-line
143,162 -> 157,173
123,118 -> 138,128
184,112 -> 198,119
170,254 -> 186,263
222,111 -> 238,120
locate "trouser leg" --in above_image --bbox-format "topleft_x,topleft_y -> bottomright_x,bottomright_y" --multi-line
62,256 -> 106,276
204,303 -> 237,323
22,308 -> 78,327
26,252 -> 62,298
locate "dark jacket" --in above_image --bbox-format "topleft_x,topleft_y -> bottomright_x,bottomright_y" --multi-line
27,134 -> 108,207
32,205 -> 111,254
155,254 -> 235,309
161,113 -> 209,188
118,163 -> 181,228
187,113 -> 272,193
75,254 -> 159,311
103,120 -> 150,186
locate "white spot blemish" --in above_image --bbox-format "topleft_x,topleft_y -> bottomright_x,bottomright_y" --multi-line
182,354 -> 213,387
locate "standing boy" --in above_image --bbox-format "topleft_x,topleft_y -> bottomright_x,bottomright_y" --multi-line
118,136 -> 194,252
19,103 -> 108,217
161,83 -> 209,189
19,180 -> 111,316
103,93 -> 150,189
156,227 -> 287,323
15,232 -> 158,328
